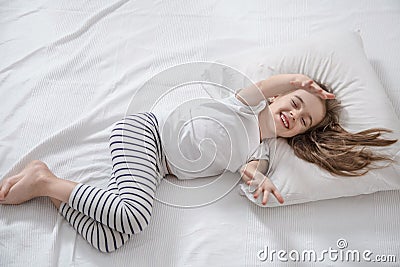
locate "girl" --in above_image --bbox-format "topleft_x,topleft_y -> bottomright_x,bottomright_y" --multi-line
0,74 -> 396,252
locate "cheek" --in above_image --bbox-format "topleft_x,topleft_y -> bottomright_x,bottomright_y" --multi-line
269,101 -> 286,112
295,128 -> 307,136
289,128 -> 301,137
285,125 -> 305,138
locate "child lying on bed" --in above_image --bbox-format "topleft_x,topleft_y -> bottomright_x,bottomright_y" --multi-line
0,74 -> 396,252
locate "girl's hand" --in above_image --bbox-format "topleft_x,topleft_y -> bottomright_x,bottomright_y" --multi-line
290,79 -> 335,100
243,169 -> 284,205
239,160 -> 268,183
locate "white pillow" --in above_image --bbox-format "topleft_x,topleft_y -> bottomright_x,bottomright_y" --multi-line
216,31 -> 400,207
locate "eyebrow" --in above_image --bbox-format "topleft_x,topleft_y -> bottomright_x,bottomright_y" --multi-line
294,95 -> 304,105
295,95 -> 313,127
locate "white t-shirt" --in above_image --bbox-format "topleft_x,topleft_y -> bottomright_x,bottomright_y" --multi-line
158,94 -> 270,179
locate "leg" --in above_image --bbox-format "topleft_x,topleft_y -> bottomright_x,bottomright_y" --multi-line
57,112 -> 166,252
0,112 -> 166,252
0,161 -> 131,252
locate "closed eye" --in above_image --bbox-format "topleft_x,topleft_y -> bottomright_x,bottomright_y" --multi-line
291,99 -> 298,108
301,118 -> 306,127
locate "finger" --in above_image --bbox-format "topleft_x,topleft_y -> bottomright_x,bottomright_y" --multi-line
300,80 -> 312,88
243,169 -> 255,180
0,180 -> 7,200
0,176 -> 19,200
243,175 -> 251,183
242,172 -> 252,183
320,93 -> 335,100
0,180 -> 13,199
310,83 -> 323,92
314,89 -> 335,100
324,92 -> 336,99
253,186 -> 263,199
310,84 -> 336,99
272,189 -> 285,204
246,179 -> 255,186
290,80 -> 301,86
246,180 -> 259,193
262,189 -> 270,205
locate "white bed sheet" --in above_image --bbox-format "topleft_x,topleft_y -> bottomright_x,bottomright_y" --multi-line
1,0 -> 399,266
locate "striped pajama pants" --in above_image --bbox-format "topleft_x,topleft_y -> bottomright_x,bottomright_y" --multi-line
59,112 -> 169,253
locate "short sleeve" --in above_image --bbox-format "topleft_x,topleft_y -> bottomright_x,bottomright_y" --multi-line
221,94 -> 267,115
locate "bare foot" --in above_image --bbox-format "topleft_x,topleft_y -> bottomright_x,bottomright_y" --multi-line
0,160 -> 57,205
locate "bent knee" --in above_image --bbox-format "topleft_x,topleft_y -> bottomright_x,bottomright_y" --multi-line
119,201 -> 153,235
121,214 -> 151,235
95,233 -> 131,253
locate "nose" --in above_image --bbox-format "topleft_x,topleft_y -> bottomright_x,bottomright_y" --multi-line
289,110 -> 298,120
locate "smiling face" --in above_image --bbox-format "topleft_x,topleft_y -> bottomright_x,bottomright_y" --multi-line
268,89 -> 326,138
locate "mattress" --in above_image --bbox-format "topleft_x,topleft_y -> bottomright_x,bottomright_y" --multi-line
1,0 -> 399,266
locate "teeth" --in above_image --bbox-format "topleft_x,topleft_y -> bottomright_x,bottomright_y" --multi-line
280,114 -> 288,128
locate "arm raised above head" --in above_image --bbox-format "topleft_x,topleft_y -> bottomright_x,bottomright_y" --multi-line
235,74 -> 310,106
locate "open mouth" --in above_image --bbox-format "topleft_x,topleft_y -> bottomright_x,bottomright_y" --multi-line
280,113 -> 289,129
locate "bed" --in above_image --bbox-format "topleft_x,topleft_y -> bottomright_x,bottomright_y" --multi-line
1,0 -> 399,266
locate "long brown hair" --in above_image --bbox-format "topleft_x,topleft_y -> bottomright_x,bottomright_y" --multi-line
287,82 -> 398,177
